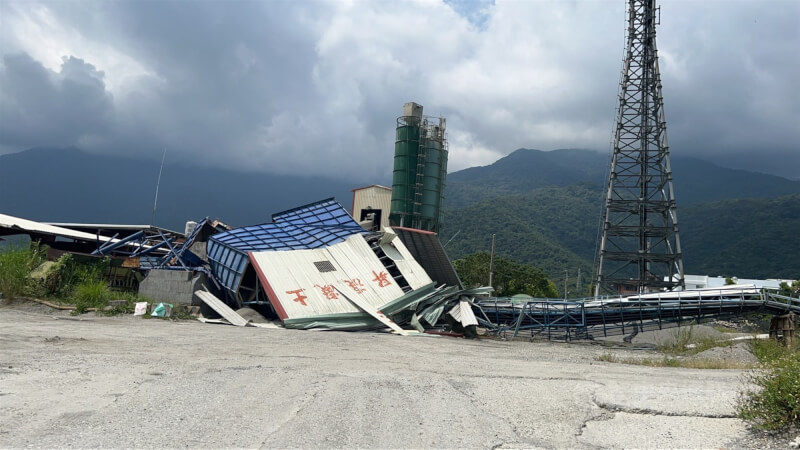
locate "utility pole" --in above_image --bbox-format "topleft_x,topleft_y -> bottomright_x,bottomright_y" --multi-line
577,268 -> 582,295
488,234 -> 496,288
564,270 -> 568,300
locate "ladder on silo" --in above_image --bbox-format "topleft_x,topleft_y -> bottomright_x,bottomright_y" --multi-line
412,119 -> 427,230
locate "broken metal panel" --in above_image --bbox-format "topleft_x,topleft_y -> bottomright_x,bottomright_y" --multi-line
195,290 -> 249,326
0,213 -> 116,243
334,286 -> 410,335
271,198 -> 362,229
281,283 -> 440,330
209,221 -> 363,252
449,300 -> 479,327
282,312 -> 384,330
45,222 -> 182,238
391,226 -> 463,289
381,227 -> 436,291
249,234 -> 410,321
207,240 -> 250,299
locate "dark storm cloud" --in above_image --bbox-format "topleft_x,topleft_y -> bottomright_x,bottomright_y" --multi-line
0,0 -> 797,179
659,2 -> 800,177
0,53 -> 113,148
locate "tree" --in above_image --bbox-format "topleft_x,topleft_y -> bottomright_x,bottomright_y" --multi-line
453,252 -> 558,298
778,280 -> 800,298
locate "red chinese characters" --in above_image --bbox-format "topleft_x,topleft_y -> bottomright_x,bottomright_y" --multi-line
285,288 -> 307,306
372,270 -> 391,288
314,284 -> 339,300
344,278 -> 367,294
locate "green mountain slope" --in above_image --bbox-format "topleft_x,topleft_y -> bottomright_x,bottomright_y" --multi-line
680,194 -> 800,279
442,185 -> 603,295
445,148 -> 800,208
443,187 -> 800,294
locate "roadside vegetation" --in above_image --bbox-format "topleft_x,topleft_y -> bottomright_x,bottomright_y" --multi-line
0,243 -> 147,315
595,352 -> 752,370
737,339 -> 800,431
594,324 -> 754,369
592,322 -> 799,432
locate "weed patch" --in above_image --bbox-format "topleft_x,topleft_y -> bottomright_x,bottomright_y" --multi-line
73,281 -> 111,314
596,352 -> 754,370
657,325 -> 735,356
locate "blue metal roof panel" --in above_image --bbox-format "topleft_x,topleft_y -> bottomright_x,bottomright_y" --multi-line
272,198 -> 360,227
207,198 -> 365,300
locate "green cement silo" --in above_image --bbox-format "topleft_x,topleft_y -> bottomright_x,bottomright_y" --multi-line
389,102 -> 448,233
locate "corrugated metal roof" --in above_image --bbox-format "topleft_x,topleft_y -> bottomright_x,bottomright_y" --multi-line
210,198 -> 362,253
0,213 -> 116,243
206,198 -> 365,300
390,226 -> 463,289
250,234 -> 432,322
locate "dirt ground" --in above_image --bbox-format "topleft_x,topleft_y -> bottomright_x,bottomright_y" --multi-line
0,300 -> 789,449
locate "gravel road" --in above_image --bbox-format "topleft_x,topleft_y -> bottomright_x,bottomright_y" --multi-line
0,302 -> 779,448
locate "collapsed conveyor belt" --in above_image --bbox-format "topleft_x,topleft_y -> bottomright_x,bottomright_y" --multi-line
475,286 -> 800,340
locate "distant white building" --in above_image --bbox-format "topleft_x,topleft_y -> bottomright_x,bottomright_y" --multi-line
678,274 -> 795,290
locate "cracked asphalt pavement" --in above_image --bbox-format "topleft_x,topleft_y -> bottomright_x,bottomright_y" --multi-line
0,306 -> 752,448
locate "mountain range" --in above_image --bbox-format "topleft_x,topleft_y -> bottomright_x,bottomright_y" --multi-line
443,148 -> 800,292
2,147 -> 798,291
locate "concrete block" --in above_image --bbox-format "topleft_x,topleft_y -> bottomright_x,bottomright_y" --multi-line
138,269 -> 197,305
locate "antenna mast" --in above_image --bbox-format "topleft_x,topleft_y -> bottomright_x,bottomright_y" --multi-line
151,147 -> 167,226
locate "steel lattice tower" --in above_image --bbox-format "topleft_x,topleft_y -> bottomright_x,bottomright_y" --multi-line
595,0 -> 684,296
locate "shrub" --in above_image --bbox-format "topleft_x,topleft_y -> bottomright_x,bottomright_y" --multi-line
738,355 -> 800,431
46,254 -> 110,298
0,244 -> 46,297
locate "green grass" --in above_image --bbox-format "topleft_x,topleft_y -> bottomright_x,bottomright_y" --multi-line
595,352 -> 754,370
73,281 -> 111,314
750,338 -> 799,364
0,244 -> 46,298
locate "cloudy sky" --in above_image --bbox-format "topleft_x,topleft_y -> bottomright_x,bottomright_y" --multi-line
1,0 -> 798,181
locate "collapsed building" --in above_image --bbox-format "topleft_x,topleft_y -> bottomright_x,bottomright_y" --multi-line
0,102 -> 484,335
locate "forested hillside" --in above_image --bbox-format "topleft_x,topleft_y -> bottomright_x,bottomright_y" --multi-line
680,194 -> 800,279
443,150 -> 800,296
444,189 -> 799,295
